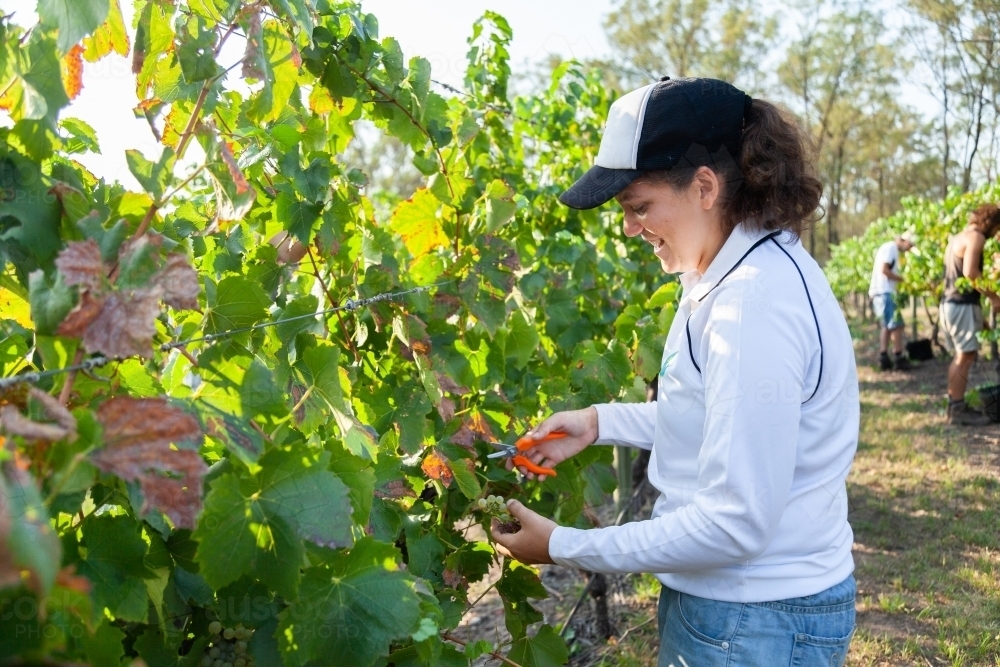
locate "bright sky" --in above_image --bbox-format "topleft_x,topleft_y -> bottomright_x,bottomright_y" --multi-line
0,0 -> 615,190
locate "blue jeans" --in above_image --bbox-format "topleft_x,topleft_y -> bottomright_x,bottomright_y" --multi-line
657,575 -> 856,667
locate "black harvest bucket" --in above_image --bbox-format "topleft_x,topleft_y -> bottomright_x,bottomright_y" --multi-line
980,384 -> 1000,423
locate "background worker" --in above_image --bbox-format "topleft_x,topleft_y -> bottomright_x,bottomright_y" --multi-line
942,204 -> 1000,426
868,233 -> 914,370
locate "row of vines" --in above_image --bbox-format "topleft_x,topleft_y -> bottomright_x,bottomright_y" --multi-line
825,178 -> 1000,312
0,1 -> 679,666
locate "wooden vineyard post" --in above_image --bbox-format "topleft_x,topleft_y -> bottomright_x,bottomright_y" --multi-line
992,303 -> 999,374
614,445 -> 632,521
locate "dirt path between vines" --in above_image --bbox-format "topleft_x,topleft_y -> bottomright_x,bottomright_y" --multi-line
450,317 -> 1000,666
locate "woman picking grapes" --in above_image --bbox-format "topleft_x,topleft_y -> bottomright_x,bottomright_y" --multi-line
492,77 -> 859,666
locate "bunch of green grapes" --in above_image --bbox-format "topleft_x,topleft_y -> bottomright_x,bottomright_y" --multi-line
200,622 -> 256,667
476,494 -> 521,534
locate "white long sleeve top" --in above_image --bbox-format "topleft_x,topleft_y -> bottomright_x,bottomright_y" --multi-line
548,225 -> 860,603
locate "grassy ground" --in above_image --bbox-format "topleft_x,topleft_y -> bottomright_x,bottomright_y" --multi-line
459,316 -> 1000,666
844,318 -> 1000,666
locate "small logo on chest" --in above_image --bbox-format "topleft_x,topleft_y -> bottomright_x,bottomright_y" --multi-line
660,351 -> 678,377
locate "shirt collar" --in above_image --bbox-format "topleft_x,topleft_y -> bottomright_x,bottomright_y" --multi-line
681,224 -> 782,309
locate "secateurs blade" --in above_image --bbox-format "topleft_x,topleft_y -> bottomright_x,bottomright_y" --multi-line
485,431 -> 568,477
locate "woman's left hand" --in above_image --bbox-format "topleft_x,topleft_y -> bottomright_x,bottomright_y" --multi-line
491,500 -> 557,565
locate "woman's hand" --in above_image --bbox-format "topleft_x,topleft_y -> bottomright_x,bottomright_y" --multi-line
507,407 -> 599,481
491,500 -> 556,565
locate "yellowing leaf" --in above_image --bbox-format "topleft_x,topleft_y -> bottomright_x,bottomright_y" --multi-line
82,0 -> 129,62
0,288 -> 33,327
389,188 -> 452,259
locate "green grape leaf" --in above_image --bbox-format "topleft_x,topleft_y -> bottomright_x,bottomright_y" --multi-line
246,20 -> 298,122
570,339 -> 631,398
390,188 -> 452,259
328,440 -> 376,525
634,318 -> 666,381
0,151 -> 63,268
278,538 -> 422,667
497,561 -> 547,640
270,0 -> 316,43
59,117 -> 101,154
275,192 -> 323,246
195,447 -> 353,593
126,148 -> 175,202
484,179 -> 516,234
505,625 -> 569,667
0,467 -> 61,597
82,620 -> 126,666
77,514 -> 151,622
176,17 -> 222,83
241,359 -> 286,419
256,446 -> 354,550
646,281 -> 679,309
192,474 -> 256,591
505,310 -> 540,369
204,275 -> 270,335
447,458 -> 481,499
38,0 -> 109,54
82,0 -> 128,61
27,270 -> 74,336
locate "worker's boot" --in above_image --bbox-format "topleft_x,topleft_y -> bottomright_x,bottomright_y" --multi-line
893,352 -> 911,371
879,352 -> 892,371
946,399 -> 992,426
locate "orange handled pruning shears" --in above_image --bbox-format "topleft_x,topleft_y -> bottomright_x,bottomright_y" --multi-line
485,431 -> 568,477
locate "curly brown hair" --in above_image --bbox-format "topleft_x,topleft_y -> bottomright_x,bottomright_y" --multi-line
641,99 -> 823,238
969,204 -> 1000,236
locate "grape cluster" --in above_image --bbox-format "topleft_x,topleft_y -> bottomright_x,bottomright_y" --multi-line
200,622 -> 255,667
477,494 -> 521,534
477,494 -> 513,522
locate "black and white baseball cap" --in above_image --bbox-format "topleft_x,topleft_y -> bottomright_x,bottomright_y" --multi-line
560,77 -> 752,210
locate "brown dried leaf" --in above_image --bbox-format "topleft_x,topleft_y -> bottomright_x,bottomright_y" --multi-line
55,240 -> 105,290
421,450 -> 454,487
241,11 -> 265,80
0,405 -> 71,442
219,140 -> 251,196
442,568 -> 464,589
81,287 -> 163,359
373,479 -> 417,500
91,397 -> 206,529
154,254 -> 199,310
436,397 -> 456,423
56,291 -> 104,338
55,564 -> 91,594
435,371 -> 468,396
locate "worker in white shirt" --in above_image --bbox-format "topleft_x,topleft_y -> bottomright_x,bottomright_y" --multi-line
868,233 -> 914,371
492,77 -> 859,667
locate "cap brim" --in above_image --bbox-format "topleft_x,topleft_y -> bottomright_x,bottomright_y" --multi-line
559,165 -> 642,210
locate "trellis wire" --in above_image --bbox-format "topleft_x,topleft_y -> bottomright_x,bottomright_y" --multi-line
0,282 -> 448,390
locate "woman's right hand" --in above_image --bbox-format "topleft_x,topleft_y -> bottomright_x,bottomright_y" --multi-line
507,407 -> 599,481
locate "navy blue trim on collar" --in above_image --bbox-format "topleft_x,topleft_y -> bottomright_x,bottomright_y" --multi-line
683,232 -> 824,404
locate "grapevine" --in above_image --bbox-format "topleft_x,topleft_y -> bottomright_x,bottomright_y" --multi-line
826,180 -> 1000,310
0,2 -> 678,666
